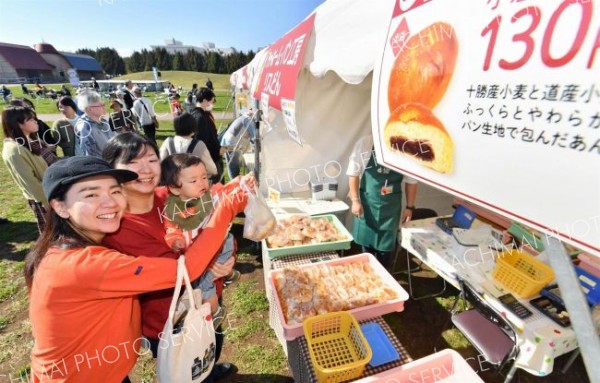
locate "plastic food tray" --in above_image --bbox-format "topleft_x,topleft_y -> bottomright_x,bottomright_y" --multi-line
304,311 -> 371,383
353,349 -> 484,383
492,250 -> 555,298
360,322 -> 399,367
262,214 -> 353,259
270,253 -> 409,340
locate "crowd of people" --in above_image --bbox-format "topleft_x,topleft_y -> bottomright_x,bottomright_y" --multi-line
1,79 -> 250,382
1,79 -> 418,382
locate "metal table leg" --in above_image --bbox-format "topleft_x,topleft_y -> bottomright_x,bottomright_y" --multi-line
406,250 -> 447,300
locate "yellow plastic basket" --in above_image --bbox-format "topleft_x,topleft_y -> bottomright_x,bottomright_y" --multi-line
493,250 -> 555,298
303,311 -> 372,383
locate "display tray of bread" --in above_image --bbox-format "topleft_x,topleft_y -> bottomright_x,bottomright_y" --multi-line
269,253 -> 410,340
263,214 -> 353,259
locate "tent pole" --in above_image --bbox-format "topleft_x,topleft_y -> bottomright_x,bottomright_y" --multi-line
544,236 -> 600,383
253,99 -> 261,185
231,86 -> 237,119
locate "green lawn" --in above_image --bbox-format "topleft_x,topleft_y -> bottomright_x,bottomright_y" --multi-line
1,71 -> 234,114
112,71 -> 232,92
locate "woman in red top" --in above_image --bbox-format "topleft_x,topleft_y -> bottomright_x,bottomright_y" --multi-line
25,156 -> 246,382
102,132 -> 243,381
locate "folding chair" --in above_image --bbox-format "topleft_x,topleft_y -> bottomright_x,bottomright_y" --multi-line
451,277 -> 519,383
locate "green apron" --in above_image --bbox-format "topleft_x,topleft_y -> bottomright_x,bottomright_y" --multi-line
352,150 -> 404,252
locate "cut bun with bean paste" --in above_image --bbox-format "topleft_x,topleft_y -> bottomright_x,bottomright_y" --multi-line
384,103 -> 454,174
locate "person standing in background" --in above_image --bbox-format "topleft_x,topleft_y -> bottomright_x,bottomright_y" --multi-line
159,112 -> 217,177
122,80 -> 135,110
108,98 -> 136,133
1,106 -> 49,233
220,108 -> 256,179
75,90 -> 115,157
52,97 -> 80,157
131,87 -> 157,144
190,87 -> 223,183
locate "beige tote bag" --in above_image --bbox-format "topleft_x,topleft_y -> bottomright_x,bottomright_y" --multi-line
157,256 -> 216,382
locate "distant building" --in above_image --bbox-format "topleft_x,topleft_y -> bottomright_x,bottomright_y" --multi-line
60,52 -> 104,80
0,42 -> 54,83
151,39 -> 235,56
219,47 -> 236,56
34,43 -> 72,81
0,41 -> 104,83
151,38 -> 206,55
202,42 -> 216,50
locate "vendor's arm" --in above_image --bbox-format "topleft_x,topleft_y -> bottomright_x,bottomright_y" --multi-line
401,177 -> 418,223
346,136 -> 372,217
349,175 -> 362,217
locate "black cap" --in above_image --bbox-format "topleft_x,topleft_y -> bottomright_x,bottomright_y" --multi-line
43,156 -> 138,201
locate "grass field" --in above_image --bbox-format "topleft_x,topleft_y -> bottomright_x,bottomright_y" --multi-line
0,90 -> 233,116
111,71 -> 232,92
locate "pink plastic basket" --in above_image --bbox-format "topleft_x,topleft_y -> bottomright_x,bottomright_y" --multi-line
353,349 -> 484,383
269,253 -> 409,340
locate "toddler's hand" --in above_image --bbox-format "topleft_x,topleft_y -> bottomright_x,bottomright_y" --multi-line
210,257 -> 235,281
171,239 -> 185,253
241,172 -> 256,189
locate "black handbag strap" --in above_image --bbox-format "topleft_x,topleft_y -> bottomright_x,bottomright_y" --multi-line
139,99 -> 150,114
187,138 -> 199,154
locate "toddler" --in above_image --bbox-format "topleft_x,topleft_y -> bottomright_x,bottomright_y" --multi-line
161,153 -> 246,320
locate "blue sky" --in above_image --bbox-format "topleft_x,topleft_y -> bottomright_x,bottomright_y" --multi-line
0,0 -> 325,57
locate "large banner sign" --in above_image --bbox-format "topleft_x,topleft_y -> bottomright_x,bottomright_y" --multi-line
372,0 -> 600,255
254,13 -> 316,111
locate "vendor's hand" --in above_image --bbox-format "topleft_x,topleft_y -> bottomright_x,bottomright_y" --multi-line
219,147 -> 228,155
351,200 -> 363,217
401,209 -> 413,224
210,257 -> 235,282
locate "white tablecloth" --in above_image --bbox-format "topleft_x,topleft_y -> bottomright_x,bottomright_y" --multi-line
401,217 -> 578,377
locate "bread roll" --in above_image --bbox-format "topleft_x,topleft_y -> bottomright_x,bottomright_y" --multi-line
388,22 -> 458,111
384,103 -> 454,173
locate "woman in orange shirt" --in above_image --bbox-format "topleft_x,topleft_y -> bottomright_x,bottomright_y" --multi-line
24,156 -> 247,382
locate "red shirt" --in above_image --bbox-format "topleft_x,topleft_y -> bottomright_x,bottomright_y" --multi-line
103,187 -> 233,339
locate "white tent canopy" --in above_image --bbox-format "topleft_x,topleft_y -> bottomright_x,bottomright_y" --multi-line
232,0 -> 452,215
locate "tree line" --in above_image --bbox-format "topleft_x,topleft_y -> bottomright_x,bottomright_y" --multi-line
75,47 -> 256,76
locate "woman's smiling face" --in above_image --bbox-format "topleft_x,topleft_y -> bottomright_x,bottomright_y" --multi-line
114,145 -> 161,196
50,175 -> 127,243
